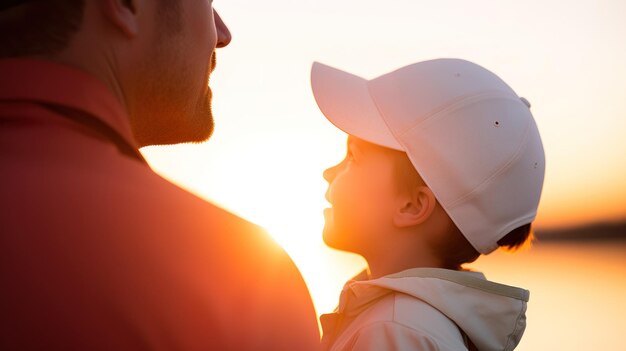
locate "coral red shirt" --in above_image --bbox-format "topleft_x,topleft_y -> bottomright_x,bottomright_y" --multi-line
0,59 -> 320,350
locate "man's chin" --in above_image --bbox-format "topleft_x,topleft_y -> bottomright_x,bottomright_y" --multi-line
136,113 -> 214,147
185,92 -> 215,143
184,117 -> 214,144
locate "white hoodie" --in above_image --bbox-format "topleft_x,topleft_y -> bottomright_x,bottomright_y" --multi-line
320,268 -> 529,351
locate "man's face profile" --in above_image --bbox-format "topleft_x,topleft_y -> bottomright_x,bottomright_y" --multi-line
131,1 -> 231,147
0,0 -> 231,147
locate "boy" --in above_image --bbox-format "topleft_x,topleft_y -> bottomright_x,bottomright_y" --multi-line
311,59 -> 545,351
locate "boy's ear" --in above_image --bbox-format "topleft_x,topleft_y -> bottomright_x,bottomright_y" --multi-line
393,186 -> 437,228
101,0 -> 141,38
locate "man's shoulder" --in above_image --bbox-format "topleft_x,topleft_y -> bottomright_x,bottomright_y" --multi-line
1,146 -> 321,349
126,165 -> 258,228
64,141 -> 264,234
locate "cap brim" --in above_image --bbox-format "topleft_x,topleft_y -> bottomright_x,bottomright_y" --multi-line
311,62 -> 402,151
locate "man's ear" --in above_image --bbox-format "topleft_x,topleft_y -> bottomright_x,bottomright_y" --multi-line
393,186 -> 437,228
101,0 -> 140,38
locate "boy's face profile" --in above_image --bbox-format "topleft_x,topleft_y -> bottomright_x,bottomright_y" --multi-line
323,137 -> 403,254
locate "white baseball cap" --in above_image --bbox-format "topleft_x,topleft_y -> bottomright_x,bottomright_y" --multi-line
311,59 -> 545,254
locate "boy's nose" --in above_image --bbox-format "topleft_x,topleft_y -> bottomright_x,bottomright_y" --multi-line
214,10 -> 231,48
323,166 -> 336,183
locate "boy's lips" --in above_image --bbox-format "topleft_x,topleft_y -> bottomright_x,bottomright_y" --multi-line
323,190 -> 332,214
324,201 -> 333,211
323,208 -> 333,220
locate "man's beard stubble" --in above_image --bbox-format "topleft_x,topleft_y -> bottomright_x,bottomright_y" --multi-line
201,52 -> 218,142
134,51 -> 218,147
189,51 -> 219,144
133,4 -> 218,147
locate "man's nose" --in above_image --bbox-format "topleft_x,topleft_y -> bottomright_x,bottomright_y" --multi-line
214,10 -> 231,48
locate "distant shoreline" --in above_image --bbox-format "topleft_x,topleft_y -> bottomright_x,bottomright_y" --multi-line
534,220 -> 626,242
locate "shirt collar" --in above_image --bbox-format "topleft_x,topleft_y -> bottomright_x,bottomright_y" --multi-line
0,58 -> 138,149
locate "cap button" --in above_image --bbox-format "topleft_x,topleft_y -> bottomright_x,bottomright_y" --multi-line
520,97 -> 531,108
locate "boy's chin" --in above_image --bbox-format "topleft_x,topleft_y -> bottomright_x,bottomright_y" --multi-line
322,227 -> 340,249
322,227 -> 353,252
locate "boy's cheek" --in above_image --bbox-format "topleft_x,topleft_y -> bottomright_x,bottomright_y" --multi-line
328,206 -> 361,236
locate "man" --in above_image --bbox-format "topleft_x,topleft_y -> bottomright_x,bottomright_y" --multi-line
0,1 -> 320,350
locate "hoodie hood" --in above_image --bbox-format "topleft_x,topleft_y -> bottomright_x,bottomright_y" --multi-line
334,268 -> 529,351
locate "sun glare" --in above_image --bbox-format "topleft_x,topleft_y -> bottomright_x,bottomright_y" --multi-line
211,139 -> 366,317
143,133 -> 367,317
141,0 -> 626,347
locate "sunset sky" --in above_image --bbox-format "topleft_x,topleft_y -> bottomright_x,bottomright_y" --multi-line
142,0 -> 626,322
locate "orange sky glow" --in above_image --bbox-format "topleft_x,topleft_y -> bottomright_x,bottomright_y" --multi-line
141,0 -> 626,347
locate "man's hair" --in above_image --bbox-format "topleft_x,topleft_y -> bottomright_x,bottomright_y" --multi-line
0,0 -> 180,59
390,151 -> 534,269
0,0 -> 86,58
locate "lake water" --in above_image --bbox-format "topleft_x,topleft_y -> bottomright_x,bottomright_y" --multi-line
468,241 -> 626,350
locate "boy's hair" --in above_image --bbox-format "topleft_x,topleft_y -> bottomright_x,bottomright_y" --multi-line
443,224 -> 534,270
391,151 -> 534,269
